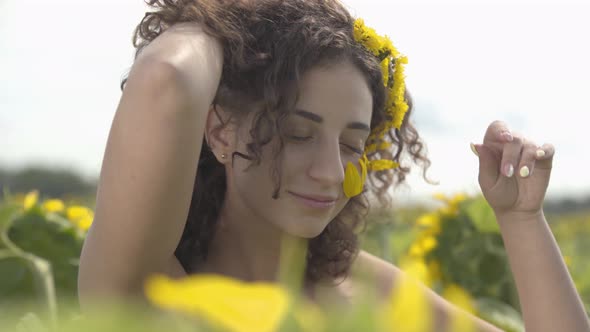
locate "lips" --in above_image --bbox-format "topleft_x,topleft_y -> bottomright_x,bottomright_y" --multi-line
287,191 -> 338,209
288,191 -> 337,202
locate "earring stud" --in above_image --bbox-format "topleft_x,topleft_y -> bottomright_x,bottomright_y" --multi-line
221,153 -> 227,159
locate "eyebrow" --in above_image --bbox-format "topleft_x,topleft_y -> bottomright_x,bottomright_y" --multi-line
294,109 -> 370,132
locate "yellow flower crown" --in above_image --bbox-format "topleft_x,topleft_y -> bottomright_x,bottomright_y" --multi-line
343,18 -> 409,198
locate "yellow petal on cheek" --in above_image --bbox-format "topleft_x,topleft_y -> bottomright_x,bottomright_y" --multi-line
343,161 -> 362,198
360,157 -> 368,188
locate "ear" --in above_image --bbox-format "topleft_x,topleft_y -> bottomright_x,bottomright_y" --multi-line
204,105 -> 236,164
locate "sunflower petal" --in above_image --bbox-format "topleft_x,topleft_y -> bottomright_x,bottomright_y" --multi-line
360,155 -> 368,188
368,159 -> 399,171
343,162 -> 362,198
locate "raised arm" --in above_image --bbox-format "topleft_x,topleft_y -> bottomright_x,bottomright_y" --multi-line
77,23 -> 223,310
472,122 -> 590,331
497,211 -> 589,331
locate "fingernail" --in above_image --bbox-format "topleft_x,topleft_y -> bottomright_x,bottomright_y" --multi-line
470,143 -> 479,157
503,131 -> 513,142
520,166 -> 530,178
505,164 -> 514,177
536,149 -> 545,158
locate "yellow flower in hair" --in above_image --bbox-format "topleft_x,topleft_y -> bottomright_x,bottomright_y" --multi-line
352,19 -> 365,42
367,159 -> 399,171
365,141 -> 392,155
343,152 -> 402,198
380,58 -> 390,87
382,35 -> 401,58
366,37 -> 383,55
343,18 -> 408,198
354,18 -> 408,132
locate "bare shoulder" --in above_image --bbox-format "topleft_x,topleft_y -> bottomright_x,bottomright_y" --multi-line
347,250 -> 404,304
351,250 -> 503,332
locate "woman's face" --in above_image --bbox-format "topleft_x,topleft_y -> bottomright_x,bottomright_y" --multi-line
228,60 -> 373,238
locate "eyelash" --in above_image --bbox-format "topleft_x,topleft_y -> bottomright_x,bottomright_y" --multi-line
288,136 -> 364,155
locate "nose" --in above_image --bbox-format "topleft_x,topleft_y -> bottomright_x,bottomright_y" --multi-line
307,138 -> 345,186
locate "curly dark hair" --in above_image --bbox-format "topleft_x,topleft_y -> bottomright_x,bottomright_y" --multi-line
125,0 -> 435,286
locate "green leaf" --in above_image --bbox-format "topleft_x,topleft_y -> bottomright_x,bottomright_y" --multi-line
14,312 -> 48,332
7,211 -> 82,296
0,256 -> 32,298
476,297 -> 524,332
464,197 -> 500,233
476,253 -> 507,284
0,202 -> 22,238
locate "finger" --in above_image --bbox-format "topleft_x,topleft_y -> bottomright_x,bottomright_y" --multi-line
500,134 -> 524,178
534,143 -> 555,169
473,143 -> 501,190
483,120 -> 514,147
516,140 -> 539,178
482,121 -> 517,158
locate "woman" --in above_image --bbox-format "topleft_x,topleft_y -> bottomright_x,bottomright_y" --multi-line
78,0 -> 589,331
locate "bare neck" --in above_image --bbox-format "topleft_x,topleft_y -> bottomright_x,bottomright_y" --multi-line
195,193 -> 309,284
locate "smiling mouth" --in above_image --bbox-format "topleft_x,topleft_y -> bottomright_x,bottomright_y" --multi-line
287,191 -> 337,209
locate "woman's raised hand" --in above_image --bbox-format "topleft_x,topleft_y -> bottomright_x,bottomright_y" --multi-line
471,120 -> 555,220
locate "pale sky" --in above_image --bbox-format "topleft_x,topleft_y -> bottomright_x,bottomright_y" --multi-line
1,0 -> 589,204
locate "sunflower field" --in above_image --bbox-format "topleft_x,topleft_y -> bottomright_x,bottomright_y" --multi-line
1,188 -> 588,332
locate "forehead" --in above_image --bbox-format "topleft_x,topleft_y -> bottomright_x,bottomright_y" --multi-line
295,61 -> 373,124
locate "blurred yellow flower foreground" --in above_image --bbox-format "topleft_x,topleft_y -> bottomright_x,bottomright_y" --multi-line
144,270 -> 477,332
145,274 -> 291,332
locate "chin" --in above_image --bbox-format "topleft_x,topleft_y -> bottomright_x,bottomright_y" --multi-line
293,228 -> 324,239
280,218 -> 331,239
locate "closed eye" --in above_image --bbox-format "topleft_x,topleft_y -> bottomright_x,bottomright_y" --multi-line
287,136 -> 363,155
288,135 -> 312,142
342,143 -> 363,155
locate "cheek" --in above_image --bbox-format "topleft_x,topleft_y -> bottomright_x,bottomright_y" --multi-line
231,159 -> 274,195
281,145 -> 311,173
332,200 -> 349,220
231,142 -> 284,201
282,142 -> 352,174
